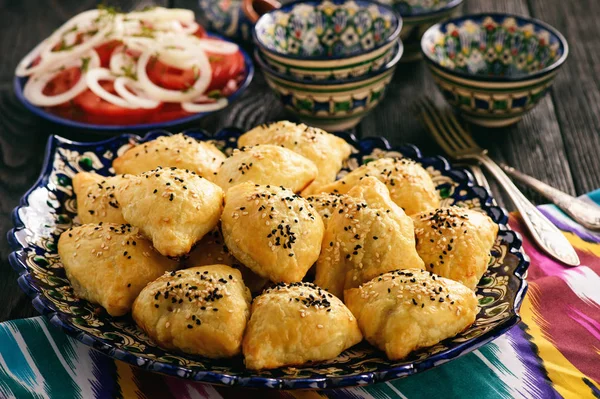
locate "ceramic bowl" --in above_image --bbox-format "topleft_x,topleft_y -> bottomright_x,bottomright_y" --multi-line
421,13 -> 568,127
380,0 -> 464,62
256,40 -> 403,131
253,0 -> 402,81
197,0 -> 255,41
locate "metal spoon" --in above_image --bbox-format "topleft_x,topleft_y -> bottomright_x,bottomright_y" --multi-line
500,163 -> 600,231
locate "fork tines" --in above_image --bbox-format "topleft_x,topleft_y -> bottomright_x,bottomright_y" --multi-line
415,97 -> 482,158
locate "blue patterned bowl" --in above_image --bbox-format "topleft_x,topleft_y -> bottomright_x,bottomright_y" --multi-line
253,0 -> 402,81
7,128 -> 529,389
421,13 -> 568,127
197,0 -> 255,42
256,40 -> 403,131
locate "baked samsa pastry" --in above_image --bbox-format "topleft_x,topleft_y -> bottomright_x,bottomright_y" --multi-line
58,223 -> 178,317
115,167 -> 223,257
213,145 -> 317,193
72,172 -> 129,224
113,133 -> 225,179
221,182 -> 324,283
185,227 -> 269,294
133,265 -> 251,358
305,193 -> 346,229
345,269 -> 478,360
315,177 -> 424,298
318,157 -> 439,215
413,207 -> 498,290
243,282 -> 362,369
238,121 -> 352,193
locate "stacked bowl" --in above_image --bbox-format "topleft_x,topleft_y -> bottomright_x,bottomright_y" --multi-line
252,0 -> 403,131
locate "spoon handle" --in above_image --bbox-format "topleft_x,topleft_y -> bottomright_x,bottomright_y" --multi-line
500,163 -> 600,231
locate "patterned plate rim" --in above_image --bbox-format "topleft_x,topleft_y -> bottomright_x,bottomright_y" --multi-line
6,128 -> 530,389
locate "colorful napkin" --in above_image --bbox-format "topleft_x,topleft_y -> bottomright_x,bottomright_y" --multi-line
2,191 -> 600,399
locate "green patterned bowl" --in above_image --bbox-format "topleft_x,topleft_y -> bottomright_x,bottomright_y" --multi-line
421,13 -> 568,127
379,0 -> 464,62
256,40 -> 403,131
253,0 -> 402,81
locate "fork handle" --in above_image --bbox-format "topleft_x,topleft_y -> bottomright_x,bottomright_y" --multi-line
474,154 -> 580,266
500,163 -> 600,231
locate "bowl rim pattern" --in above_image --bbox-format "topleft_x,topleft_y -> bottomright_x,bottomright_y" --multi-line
420,12 -> 569,83
12,34 -> 255,132
7,128 -> 529,389
398,0 -> 464,19
255,40 -> 404,85
253,0 -> 402,61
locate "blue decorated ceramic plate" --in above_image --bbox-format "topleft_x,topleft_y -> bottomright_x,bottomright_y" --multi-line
13,35 -> 254,133
7,129 -> 529,389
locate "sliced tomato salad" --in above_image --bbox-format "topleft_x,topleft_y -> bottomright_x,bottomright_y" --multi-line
25,10 -> 245,125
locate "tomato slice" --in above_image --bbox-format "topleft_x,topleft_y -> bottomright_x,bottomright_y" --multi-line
73,81 -> 158,125
145,50 -> 245,92
42,67 -> 82,96
193,25 -> 207,39
94,40 -> 122,68
146,102 -> 192,123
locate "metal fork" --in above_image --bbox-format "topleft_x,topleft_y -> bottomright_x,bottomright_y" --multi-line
417,97 -> 580,266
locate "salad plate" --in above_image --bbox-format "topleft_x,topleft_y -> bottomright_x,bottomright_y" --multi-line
14,39 -> 254,132
7,128 -> 529,389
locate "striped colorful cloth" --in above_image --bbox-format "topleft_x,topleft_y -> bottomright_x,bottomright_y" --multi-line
2,191 -> 600,399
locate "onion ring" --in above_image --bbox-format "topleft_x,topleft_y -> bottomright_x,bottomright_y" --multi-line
181,98 -> 228,113
86,68 -> 137,108
136,42 -> 212,102
114,77 -> 160,109
23,50 -> 100,107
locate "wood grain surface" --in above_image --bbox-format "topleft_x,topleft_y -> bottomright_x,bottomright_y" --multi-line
0,0 -> 597,322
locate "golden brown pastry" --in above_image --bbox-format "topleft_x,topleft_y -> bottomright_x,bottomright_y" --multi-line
238,121 -> 352,193
72,172 -> 130,224
315,177 -> 424,298
318,157 -> 439,215
113,133 -> 225,179
132,265 -> 251,358
213,145 -> 318,193
115,167 -> 223,257
243,282 -> 362,369
185,227 -> 269,294
221,182 -> 324,283
305,193 -> 346,229
344,268 -> 478,360
57,223 -> 178,317
413,207 -> 498,290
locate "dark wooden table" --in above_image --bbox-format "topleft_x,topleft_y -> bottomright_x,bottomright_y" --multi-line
1,0 -> 598,323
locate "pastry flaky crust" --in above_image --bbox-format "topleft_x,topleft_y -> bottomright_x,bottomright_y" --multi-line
238,121 -> 352,194
315,177 -> 424,298
213,144 -> 318,193
243,282 -> 362,370
344,268 -> 478,361
413,207 -> 498,290
184,227 -> 269,294
73,172 -> 131,224
58,223 -> 178,317
305,193 -> 347,229
221,182 -> 324,283
132,265 -> 252,358
318,157 -> 440,216
115,167 -> 223,258
112,133 -> 226,180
